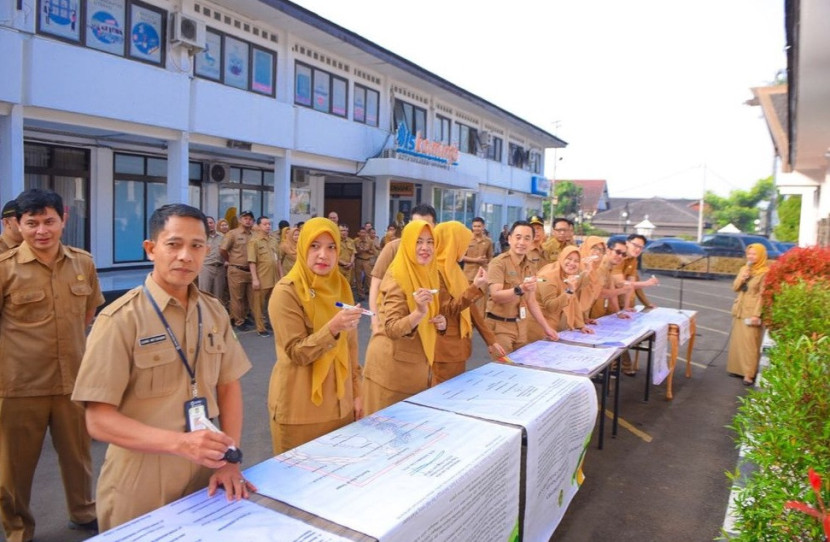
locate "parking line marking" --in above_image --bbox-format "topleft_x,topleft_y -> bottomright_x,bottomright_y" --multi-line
649,295 -> 732,315
676,356 -> 708,370
696,324 -> 729,336
604,410 -> 653,443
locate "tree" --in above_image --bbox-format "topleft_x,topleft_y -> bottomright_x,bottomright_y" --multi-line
552,180 -> 583,218
774,194 -> 800,242
704,177 -> 774,233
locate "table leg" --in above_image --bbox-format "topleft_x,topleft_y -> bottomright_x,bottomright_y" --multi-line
686,316 -> 697,378
666,325 -> 679,400
598,364 -> 609,450
644,334 -> 653,402
612,355 -> 621,438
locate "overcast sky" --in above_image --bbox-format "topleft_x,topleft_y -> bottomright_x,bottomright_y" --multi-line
291,0 -> 787,200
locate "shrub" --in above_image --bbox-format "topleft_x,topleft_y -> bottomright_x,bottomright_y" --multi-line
762,246 -> 830,328
728,278 -> 830,541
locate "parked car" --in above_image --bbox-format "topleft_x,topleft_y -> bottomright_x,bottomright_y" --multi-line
699,233 -> 781,276
641,238 -> 713,278
774,241 -> 796,253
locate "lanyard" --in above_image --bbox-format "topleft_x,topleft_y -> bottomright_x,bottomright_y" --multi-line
143,286 -> 202,398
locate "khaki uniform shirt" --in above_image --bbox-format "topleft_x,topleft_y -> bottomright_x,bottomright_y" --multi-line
434,276 -> 498,363
220,227 -> 252,267
73,276 -> 251,430
485,252 -> 535,320
267,281 -> 361,425
526,246 -> 546,272
463,235 -> 494,282
354,237 -> 378,262
370,238 -> 401,280
542,238 -> 573,263
0,230 -> 20,254
203,232 -> 224,267
0,242 -> 103,397
614,256 -> 652,306
247,234 -> 280,289
338,237 -> 356,271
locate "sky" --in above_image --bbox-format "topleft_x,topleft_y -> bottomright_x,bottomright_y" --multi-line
291,0 -> 787,200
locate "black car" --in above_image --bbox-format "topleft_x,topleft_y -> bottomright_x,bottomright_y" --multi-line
699,233 -> 781,276
774,241 -> 796,253
641,238 -> 712,278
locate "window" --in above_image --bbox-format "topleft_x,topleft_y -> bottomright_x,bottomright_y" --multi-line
528,151 -> 542,174
455,123 -> 479,154
112,153 -> 203,263
37,0 -> 166,66
479,202 -> 503,233
24,143 -> 90,251
217,165 -> 274,224
294,61 -> 348,118
353,84 -> 379,127
434,188 -> 476,224
507,205 -> 522,225
194,29 -> 277,96
508,143 -> 528,169
486,136 -> 503,162
393,99 -> 426,137
434,115 -> 451,145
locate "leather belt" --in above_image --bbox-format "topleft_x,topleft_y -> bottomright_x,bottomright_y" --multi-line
231,264 -> 250,271
486,312 -> 519,323
356,257 -> 372,261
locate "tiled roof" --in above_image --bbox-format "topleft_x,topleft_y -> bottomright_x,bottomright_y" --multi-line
556,179 -> 609,213
592,197 -> 700,226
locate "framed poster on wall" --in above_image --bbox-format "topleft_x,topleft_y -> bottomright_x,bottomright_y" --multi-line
38,0 -> 82,42
85,0 -> 126,55
129,1 -> 164,65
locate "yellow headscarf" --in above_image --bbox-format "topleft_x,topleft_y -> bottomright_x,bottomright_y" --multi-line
747,243 -> 770,276
578,236 -> 605,313
386,220 -> 440,364
283,217 -> 354,406
539,245 -> 583,329
434,221 -> 473,339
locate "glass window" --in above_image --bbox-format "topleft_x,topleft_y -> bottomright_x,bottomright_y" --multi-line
353,85 -> 366,123
219,186 -> 240,222
115,153 -> 144,174
365,87 -> 379,127
487,136 -> 503,162
189,162 -> 203,181
435,115 -> 451,145
354,84 -> 379,126
312,70 -> 330,113
38,0 -> 82,42
434,188 -> 476,224
86,0 -> 127,56
224,36 -> 249,89
332,75 -> 347,117
114,179 -> 146,262
394,99 -> 426,136
295,62 -> 312,107
146,157 -> 167,177
195,30 -> 222,80
251,46 -> 275,96
456,123 -> 478,154
263,171 -> 274,187
241,168 -> 262,185
129,1 -> 165,66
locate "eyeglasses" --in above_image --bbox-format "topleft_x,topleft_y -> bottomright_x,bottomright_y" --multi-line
553,228 -> 569,233
613,249 -> 628,256
628,242 -> 645,250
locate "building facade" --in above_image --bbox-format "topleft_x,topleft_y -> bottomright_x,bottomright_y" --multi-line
0,0 -> 565,271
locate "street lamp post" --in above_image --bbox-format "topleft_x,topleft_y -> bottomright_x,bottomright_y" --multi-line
621,209 -> 629,234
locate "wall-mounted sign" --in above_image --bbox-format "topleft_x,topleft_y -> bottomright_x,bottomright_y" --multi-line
390,181 -> 415,197
531,175 -> 550,197
395,123 -> 459,167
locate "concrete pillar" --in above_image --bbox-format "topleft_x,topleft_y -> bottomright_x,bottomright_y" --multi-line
273,151 -> 291,222
167,132 -> 190,204
0,104 -> 25,203
798,186 -> 818,246
375,176 -> 390,231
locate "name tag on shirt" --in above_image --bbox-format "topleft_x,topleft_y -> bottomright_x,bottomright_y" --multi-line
139,334 -> 167,346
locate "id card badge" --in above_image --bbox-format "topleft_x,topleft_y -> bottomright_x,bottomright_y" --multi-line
519,306 -> 527,320
185,397 -> 209,432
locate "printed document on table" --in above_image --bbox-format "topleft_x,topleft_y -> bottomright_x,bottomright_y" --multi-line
244,401 -> 521,542
87,488 -> 349,542
639,307 -> 696,344
506,341 -> 621,375
406,363 -> 598,542
558,315 -> 649,347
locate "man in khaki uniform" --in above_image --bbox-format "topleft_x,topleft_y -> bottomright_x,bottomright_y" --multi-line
0,188 -> 103,542
220,210 -> 254,331
461,217 -> 493,313
198,216 -> 227,309
0,200 -> 22,254
248,216 -> 279,337
526,215 -> 547,271
337,223 -> 356,284
542,217 -> 575,262
353,227 -> 377,300
72,204 -> 253,532
485,220 -> 558,356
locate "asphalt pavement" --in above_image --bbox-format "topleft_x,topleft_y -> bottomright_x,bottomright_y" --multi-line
6,274 -> 748,542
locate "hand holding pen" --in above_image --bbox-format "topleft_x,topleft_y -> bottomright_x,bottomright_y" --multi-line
330,302 -> 364,335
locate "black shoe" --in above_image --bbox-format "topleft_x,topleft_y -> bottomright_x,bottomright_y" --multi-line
235,322 -> 253,332
68,519 -> 99,533
257,330 -> 272,337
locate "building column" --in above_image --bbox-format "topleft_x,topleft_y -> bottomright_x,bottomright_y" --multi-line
798,186 -> 818,246
0,104 -> 25,204
273,151 -> 290,222
167,132 -> 190,204
375,176 -> 390,232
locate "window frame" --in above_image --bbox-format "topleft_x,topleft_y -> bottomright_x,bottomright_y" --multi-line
393,98 -> 427,137
353,83 -> 380,127
294,61 -> 349,118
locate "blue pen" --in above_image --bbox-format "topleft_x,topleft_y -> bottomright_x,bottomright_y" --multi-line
335,302 -> 375,316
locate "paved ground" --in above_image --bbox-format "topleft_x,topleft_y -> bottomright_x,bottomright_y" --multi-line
5,274 -> 748,542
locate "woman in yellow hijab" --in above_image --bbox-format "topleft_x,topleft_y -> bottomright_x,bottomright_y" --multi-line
267,217 -> 364,454
432,221 -> 506,385
726,242 -> 770,385
578,236 -> 607,322
279,226 -> 299,276
362,220 -> 445,415
528,245 -> 596,341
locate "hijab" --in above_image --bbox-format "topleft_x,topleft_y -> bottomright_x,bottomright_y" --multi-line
386,220 -> 440,364
747,243 -> 770,276
283,217 -> 354,406
578,236 -> 605,313
538,245 -> 583,330
434,221 -> 473,339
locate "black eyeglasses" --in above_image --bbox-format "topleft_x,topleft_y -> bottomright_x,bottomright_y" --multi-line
613,249 -> 627,256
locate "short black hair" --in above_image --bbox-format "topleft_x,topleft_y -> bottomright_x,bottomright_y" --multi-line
278,219 -> 290,230
411,203 -> 437,221
2,199 -> 18,219
472,217 -> 485,225
15,188 -> 64,220
627,233 -> 647,244
608,239 -> 626,250
256,215 -> 270,225
339,223 -> 350,230
509,220 -> 534,238
148,204 -> 208,241
553,217 -> 574,228
295,221 -> 305,229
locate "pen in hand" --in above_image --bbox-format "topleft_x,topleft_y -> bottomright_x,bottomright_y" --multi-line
334,302 -> 375,316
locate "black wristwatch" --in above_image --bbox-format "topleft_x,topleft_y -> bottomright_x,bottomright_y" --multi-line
513,285 -> 524,296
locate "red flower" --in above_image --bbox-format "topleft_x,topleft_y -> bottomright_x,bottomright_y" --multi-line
784,468 -> 829,541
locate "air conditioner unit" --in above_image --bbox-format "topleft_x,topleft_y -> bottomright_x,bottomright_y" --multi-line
169,12 -> 206,51
207,163 -> 230,183
479,130 -> 492,147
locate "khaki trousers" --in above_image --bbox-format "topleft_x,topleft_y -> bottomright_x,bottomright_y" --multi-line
0,395 -> 94,542
355,259 -> 373,297
227,266 -> 253,326
485,317 -> 528,359
252,286 -> 274,333
198,263 -> 228,309
270,414 -> 354,455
